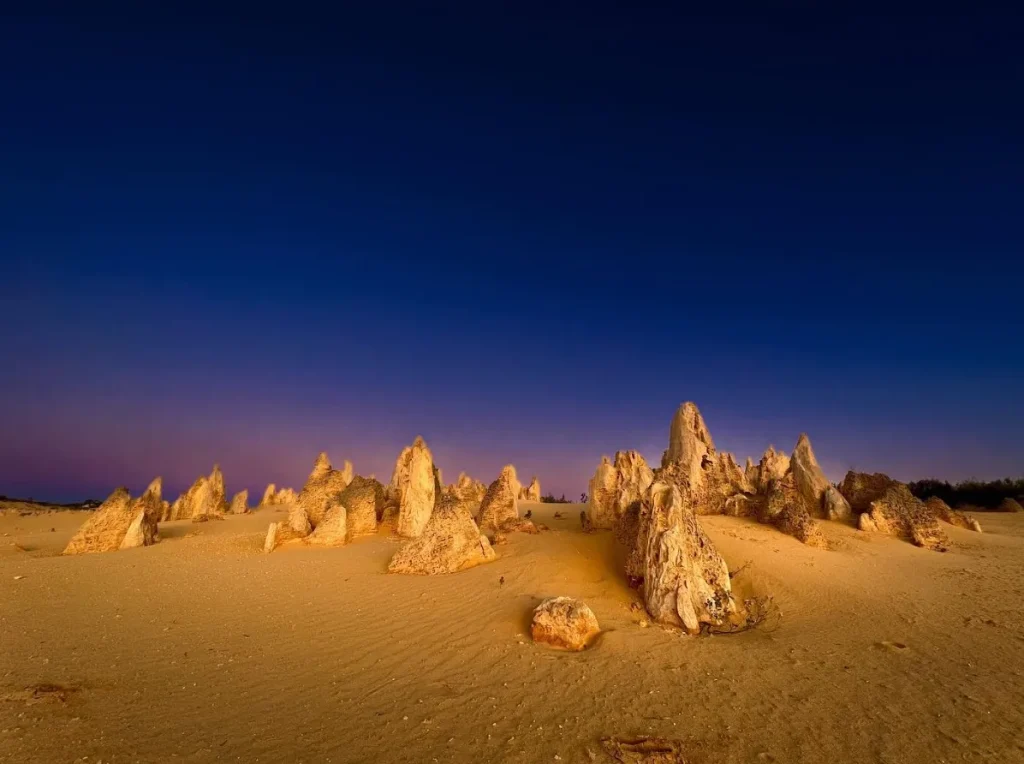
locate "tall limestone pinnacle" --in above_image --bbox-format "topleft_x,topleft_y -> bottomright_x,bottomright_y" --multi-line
664,402 -> 716,487
390,437 -> 436,538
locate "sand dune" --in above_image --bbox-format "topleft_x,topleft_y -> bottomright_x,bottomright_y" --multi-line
2,503 -> 1024,763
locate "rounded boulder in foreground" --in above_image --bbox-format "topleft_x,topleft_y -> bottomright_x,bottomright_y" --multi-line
531,597 -> 600,651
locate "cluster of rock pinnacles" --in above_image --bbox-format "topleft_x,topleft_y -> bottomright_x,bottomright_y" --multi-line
62,401 -> 984,641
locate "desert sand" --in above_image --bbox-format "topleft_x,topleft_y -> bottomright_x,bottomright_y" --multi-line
3,500 -> 1024,763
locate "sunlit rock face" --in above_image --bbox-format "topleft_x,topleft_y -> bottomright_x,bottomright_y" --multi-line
477,465 -> 520,535
637,481 -> 744,633
850,477 -> 949,551
652,403 -> 839,548
390,437 -> 436,538
658,403 -> 750,516
521,477 -> 541,502
388,489 -> 496,575
586,451 -> 655,531
229,490 -> 249,515
296,452 -> 353,529
64,486 -> 159,555
339,476 -> 385,539
530,597 -> 600,651
791,434 -> 850,520
168,465 -> 228,522
453,473 -> 487,503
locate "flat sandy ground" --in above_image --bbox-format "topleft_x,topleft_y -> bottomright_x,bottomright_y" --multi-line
2,502 -> 1023,763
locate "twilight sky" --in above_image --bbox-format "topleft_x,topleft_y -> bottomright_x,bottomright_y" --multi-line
2,5 -> 1022,502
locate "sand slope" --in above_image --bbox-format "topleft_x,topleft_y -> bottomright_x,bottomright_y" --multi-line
2,502 -> 1023,763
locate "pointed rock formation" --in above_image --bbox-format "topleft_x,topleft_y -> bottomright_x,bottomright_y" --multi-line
659,403 -> 750,515
586,457 -> 618,530
120,508 -> 158,549
229,490 -> 249,515
275,487 -> 297,505
744,457 -> 758,486
389,437 -> 436,538
170,465 -> 228,522
260,484 -> 298,507
64,487 -> 157,554
286,502 -> 312,536
858,482 -> 948,550
663,402 -> 716,484
791,434 -> 850,520
207,464 -> 226,512
587,451 -> 655,530
524,476 -> 541,501
614,451 -> 655,518
758,473 -> 827,548
638,481 -> 743,633
296,452 -> 352,529
530,597 -> 600,651
135,477 -> 164,528
166,496 -> 184,522
653,403 -> 832,547
925,496 -> 982,532
754,446 -> 790,493
453,472 -> 487,503
388,490 -> 496,574
452,471 -> 487,505
261,484 -> 277,506
478,465 -> 520,534
338,476 -> 384,539
306,503 -> 348,546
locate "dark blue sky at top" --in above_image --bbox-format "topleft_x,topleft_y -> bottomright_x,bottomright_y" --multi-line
2,3 -> 1022,502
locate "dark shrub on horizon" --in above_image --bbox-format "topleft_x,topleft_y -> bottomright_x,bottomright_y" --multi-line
909,477 -> 1024,510
540,494 -> 572,504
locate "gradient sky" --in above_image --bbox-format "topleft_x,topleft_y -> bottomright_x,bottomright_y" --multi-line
2,5 -> 1022,502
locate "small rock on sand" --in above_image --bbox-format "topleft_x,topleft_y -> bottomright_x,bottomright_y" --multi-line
531,597 -> 600,651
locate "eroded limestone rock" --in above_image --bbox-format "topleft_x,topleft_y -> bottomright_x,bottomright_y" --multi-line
388,491 -> 496,574
120,509 -> 157,550
758,473 -> 827,548
838,471 -> 894,513
390,437 -> 436,538
306,503 -> 348,546
260,483 -> 296,507
135,477 -> 164,528
791,434 -> 850,520
663,402 -> 715,482
171,465 -> 228,522
478,464 -> 520,534
530,597 -> 600,651
296,452 -> 352,529
453,472 -> 487,502
64,487 -> 157,554
926,496 -> 982,532
524,477 -> 541,502
229,490 -> 249,515
639,481 -> 743,633
586,456 -> 618,530
587,451 -> 655,530
261,484 -> 277,506
755,446 -> 790,493
263,520 -> 308,553
286,502 -> 312,536
859,482 -> 948,550
338,476 -> 384,539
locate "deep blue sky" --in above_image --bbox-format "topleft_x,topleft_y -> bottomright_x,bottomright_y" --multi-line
2,4 -> 1022,501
